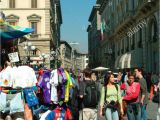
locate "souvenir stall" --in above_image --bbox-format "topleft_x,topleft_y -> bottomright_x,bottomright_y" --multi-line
37,67 -> 78,120
0,11 -> 34,67
0,66 -> 79,120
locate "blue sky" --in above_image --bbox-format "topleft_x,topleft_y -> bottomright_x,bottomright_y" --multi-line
61,0 -> 96,53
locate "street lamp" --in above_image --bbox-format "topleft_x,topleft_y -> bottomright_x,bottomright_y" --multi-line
23,41 -> 35,65
39,53 -> 48,67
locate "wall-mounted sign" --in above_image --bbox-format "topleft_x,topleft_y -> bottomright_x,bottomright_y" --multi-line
8,52 -> 19,63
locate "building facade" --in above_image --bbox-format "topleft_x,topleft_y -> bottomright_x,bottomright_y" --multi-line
95,0 -> 159,74
60,40 -> 72,69
87,5 -> 101,69
60,41 -> 88,73
0,0 -> 62,68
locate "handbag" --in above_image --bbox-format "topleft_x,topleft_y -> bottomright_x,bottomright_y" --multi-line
152,91 -> 159,103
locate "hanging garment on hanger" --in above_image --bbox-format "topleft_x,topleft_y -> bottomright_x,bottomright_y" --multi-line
58,68 -> 67,83
12,66 -> 37,88
45,106 -> 72,120
50,69 -> 59,104
0,66 -> 13,87
38,71 -> 51,104
64,70 -> 73,102
57,68 -> 65,99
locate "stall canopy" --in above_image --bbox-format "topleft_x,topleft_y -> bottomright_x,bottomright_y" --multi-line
0,22 -> 34,42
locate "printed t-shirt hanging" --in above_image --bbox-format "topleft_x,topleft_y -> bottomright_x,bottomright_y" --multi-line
39,71 -> 51,104
11,66 -> 37,88
0,66 -> 13,87
50,69 -> 59,103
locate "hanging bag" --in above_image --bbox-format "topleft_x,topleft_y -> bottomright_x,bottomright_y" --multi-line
23,88 -> 39,108
152,91 -> 160,103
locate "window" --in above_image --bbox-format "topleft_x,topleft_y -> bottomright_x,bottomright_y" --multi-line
31,22 -> 37,34
131,35 -> 135,50
9,0 -> 15,8
126,37 -> 129,52
138,29 -> 142,48
31,0 -> 37,8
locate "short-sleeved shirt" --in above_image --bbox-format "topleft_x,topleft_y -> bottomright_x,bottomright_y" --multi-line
39,71 -> 51,104
138,78 -> 148,104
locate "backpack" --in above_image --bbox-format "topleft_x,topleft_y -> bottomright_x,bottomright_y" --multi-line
83,80 -> 98,108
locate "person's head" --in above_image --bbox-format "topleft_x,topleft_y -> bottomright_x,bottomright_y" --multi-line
4,61 -> 11,68
104,72 -> 114,86
134,67 -> 143,78
128,73 -> 135,85
83,68 -> 92,79
117,72 -> 122,81
91,72 -> 97,81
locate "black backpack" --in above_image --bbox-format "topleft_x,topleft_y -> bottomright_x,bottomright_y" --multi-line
83,80 -> 98,108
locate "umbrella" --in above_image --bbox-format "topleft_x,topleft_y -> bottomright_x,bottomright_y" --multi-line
0,22 -> 34,41
92,66 -> 109,71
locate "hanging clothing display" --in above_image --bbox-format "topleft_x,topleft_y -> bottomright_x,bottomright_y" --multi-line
0,66 -> 75,120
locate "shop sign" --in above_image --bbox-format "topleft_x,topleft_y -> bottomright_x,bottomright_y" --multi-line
8,52 -> 19,63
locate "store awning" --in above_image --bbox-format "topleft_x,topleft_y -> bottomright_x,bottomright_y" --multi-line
124,53 -> 131,68
115,48 -> 143,69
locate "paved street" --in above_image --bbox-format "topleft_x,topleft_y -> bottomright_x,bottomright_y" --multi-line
98,100 -> 159,120
147,101 -> 159,120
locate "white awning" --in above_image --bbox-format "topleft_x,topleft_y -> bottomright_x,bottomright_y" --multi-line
115,48 -> 143,69
124,53 -> 131,68
119,53 -> 128,69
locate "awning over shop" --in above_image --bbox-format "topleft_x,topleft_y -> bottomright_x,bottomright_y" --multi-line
119,53 -> 128,69
115,48 -> 143,69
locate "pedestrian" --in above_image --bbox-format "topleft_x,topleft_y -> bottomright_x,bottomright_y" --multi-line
79,68 -> 99,120
91,72 -> 97,81
122,73 -> 141,120
99,72 -> 124,120
134,68 -> 148,120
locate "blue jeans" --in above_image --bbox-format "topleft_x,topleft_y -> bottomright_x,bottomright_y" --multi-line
126,103 -> 141,120
105,108 -> 119,120
141,104 -> 147,120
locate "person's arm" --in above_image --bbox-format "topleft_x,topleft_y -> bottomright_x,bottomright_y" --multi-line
140,79 -> 147,104
117,85 -> 123,115
99,87 -> 105,117
123,83 -> 140,100
79,81 -> 84,98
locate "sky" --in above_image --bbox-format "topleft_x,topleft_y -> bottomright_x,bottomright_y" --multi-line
61,0 -> 96,53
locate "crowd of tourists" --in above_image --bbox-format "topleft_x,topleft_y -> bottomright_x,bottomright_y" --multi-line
0,61 -> 159,120
78,68 -> 159,120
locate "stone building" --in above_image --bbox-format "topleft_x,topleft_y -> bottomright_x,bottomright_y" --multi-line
87,5 -> 101,69
60,40 -> 72,69
0,0 -> 62,68
92,0 -> 159,73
